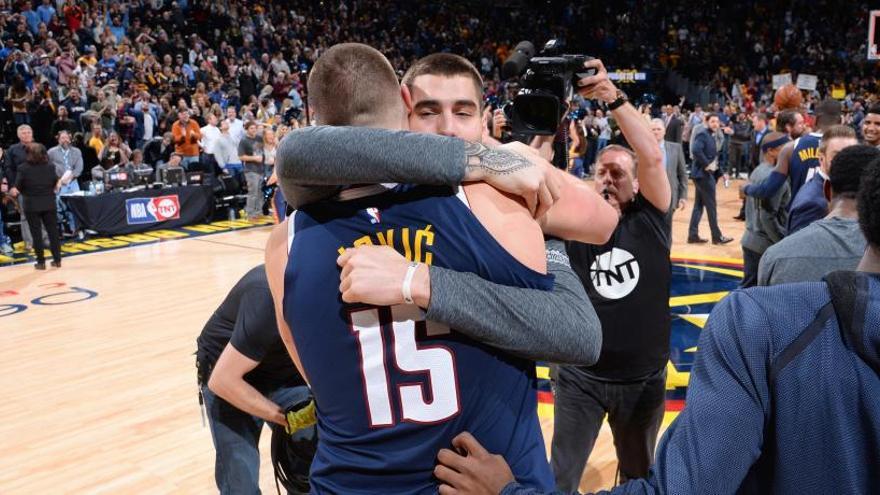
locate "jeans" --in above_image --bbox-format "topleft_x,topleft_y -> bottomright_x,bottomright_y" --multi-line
245,171 -> 263,218
550,366 -> 667,490
0,212 -> 12,249
688,174 -> 723,241
56,181 -> 81,232
181,155 -> 200,170
597,137 -> 609,153
224,163 -> 244,176
570,157 -> 585,179
13,112 -> 30,125
202,385 -> 310,495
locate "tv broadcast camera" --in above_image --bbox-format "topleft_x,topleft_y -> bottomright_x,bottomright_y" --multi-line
501,39 -> 596,135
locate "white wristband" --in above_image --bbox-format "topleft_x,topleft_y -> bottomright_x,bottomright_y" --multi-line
401,262 -> 419,305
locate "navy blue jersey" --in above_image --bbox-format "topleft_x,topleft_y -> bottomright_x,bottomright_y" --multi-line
284,185 -> 554,494
788,132 -> 821,201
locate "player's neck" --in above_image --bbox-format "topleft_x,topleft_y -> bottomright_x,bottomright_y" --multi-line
827,197 -> 858,220
857,245 -> 880,275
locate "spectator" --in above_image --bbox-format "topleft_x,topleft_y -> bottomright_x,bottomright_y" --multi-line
262,127 -> 277,181
214,120 -> 241,177
200,113 -> 222,173
50,106 -> 78,139
595,109 -> 610,153
156,152 -> 184,183
862,106 -> 880,148
12,143 -> 62,270
48,130 -> 83,237
0,147 -> 12,255
238,121 -> 263,220
143,132 -> 174,169
4,124 -> 47,251
729,112 -> 752,178
8,75 -> 32,125
171,108 -> 201,169
98,132 -> 131,169
224,106 -> 245,147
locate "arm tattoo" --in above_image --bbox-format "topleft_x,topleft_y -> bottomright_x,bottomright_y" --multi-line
464,141 -> 533,176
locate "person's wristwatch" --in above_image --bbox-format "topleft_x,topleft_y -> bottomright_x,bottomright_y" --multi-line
607,89 -> 629,111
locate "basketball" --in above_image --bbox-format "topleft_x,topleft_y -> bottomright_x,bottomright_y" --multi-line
774,84 -> 803,110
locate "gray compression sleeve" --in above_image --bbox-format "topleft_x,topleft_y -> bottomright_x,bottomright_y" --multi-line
276,126 -> 467,208
425,239 -> 601,366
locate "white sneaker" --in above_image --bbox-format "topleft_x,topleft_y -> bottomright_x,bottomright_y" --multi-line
0,244 -> 12,255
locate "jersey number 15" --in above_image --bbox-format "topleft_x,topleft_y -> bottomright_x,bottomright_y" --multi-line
350,305 -> 461,427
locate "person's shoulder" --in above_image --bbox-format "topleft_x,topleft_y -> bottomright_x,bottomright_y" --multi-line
718,283 -> 831,343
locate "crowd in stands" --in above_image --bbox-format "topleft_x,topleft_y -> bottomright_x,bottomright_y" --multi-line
0,0 -> 878,221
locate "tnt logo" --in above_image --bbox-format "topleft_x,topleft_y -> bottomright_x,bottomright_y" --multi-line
366,207 -> 381,224
589,247 -> 640,300
126,195 -> 181,224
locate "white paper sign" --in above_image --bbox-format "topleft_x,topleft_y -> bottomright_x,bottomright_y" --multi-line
796,74 -> 818,91
772,73 -> 793,90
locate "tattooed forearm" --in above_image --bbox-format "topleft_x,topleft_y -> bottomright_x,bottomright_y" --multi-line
464,141 -> 533,177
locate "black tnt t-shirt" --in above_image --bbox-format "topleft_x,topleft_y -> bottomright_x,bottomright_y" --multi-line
196,265 -> 304,391
566,194 -> 672,381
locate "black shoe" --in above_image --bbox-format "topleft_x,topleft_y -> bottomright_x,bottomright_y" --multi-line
733,214 -> 745,221
34,262 -> 46,270
712,236 -> 734,245
687,236 -> 709,244
51,260 -> 62,268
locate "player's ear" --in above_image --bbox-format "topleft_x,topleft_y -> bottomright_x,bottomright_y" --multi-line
823,177 -> 832,202
632,177 -> 640,195
400,83 -> 413,115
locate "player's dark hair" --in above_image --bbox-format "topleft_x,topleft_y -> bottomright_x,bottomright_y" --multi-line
867,105 -> 880,116
857,155 -> 880,248
830,145 -> 880,198
776,110 -> 798,132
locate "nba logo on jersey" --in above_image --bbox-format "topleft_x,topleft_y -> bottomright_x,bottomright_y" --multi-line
366,207 -> 381,224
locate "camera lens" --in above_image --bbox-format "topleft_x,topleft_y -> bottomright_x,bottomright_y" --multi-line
515,94 -> 560,134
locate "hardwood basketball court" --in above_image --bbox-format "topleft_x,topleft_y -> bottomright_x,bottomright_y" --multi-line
0,182 -> 746,493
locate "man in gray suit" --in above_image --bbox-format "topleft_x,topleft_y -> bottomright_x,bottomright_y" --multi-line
652,118 -> 688,214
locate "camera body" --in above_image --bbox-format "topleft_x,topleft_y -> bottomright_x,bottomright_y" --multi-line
502,40 -> 595,135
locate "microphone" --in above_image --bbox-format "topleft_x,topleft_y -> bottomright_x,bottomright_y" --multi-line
502,41 -> 535,80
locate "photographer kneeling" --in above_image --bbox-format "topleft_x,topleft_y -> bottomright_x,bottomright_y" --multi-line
196,265 -> 308,494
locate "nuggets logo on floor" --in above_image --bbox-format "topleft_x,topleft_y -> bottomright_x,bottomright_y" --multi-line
126,195 -> 181,225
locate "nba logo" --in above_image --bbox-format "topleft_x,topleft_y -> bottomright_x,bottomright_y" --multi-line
366,207 -> 381,224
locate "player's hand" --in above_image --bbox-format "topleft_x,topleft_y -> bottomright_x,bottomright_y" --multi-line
677,198 -> 687,211
469,141 -> 561,220
492,108 -> 508,137
434,432 -> 515,495
575,58 -> 618,104
337,245 -> 430,307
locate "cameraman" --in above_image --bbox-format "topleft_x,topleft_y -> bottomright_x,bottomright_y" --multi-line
196,265 -> 307,494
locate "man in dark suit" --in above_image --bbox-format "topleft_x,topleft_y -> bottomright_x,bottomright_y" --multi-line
651,118 -> 688,214
688,114 -> 733,244
788,125 -> 858,235
663,105 -> 683,144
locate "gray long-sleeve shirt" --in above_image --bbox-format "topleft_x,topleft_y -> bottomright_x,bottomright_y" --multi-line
278,125 -> 602,365
48,144 -> 84,180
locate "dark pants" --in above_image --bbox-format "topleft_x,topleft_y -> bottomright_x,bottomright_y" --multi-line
688,174 -> 723,241
202,385 -> 310,495
26,209 -> 61,264
728,142 -> 748,177
550,366 -> 667,491
741,246 -> 762,288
